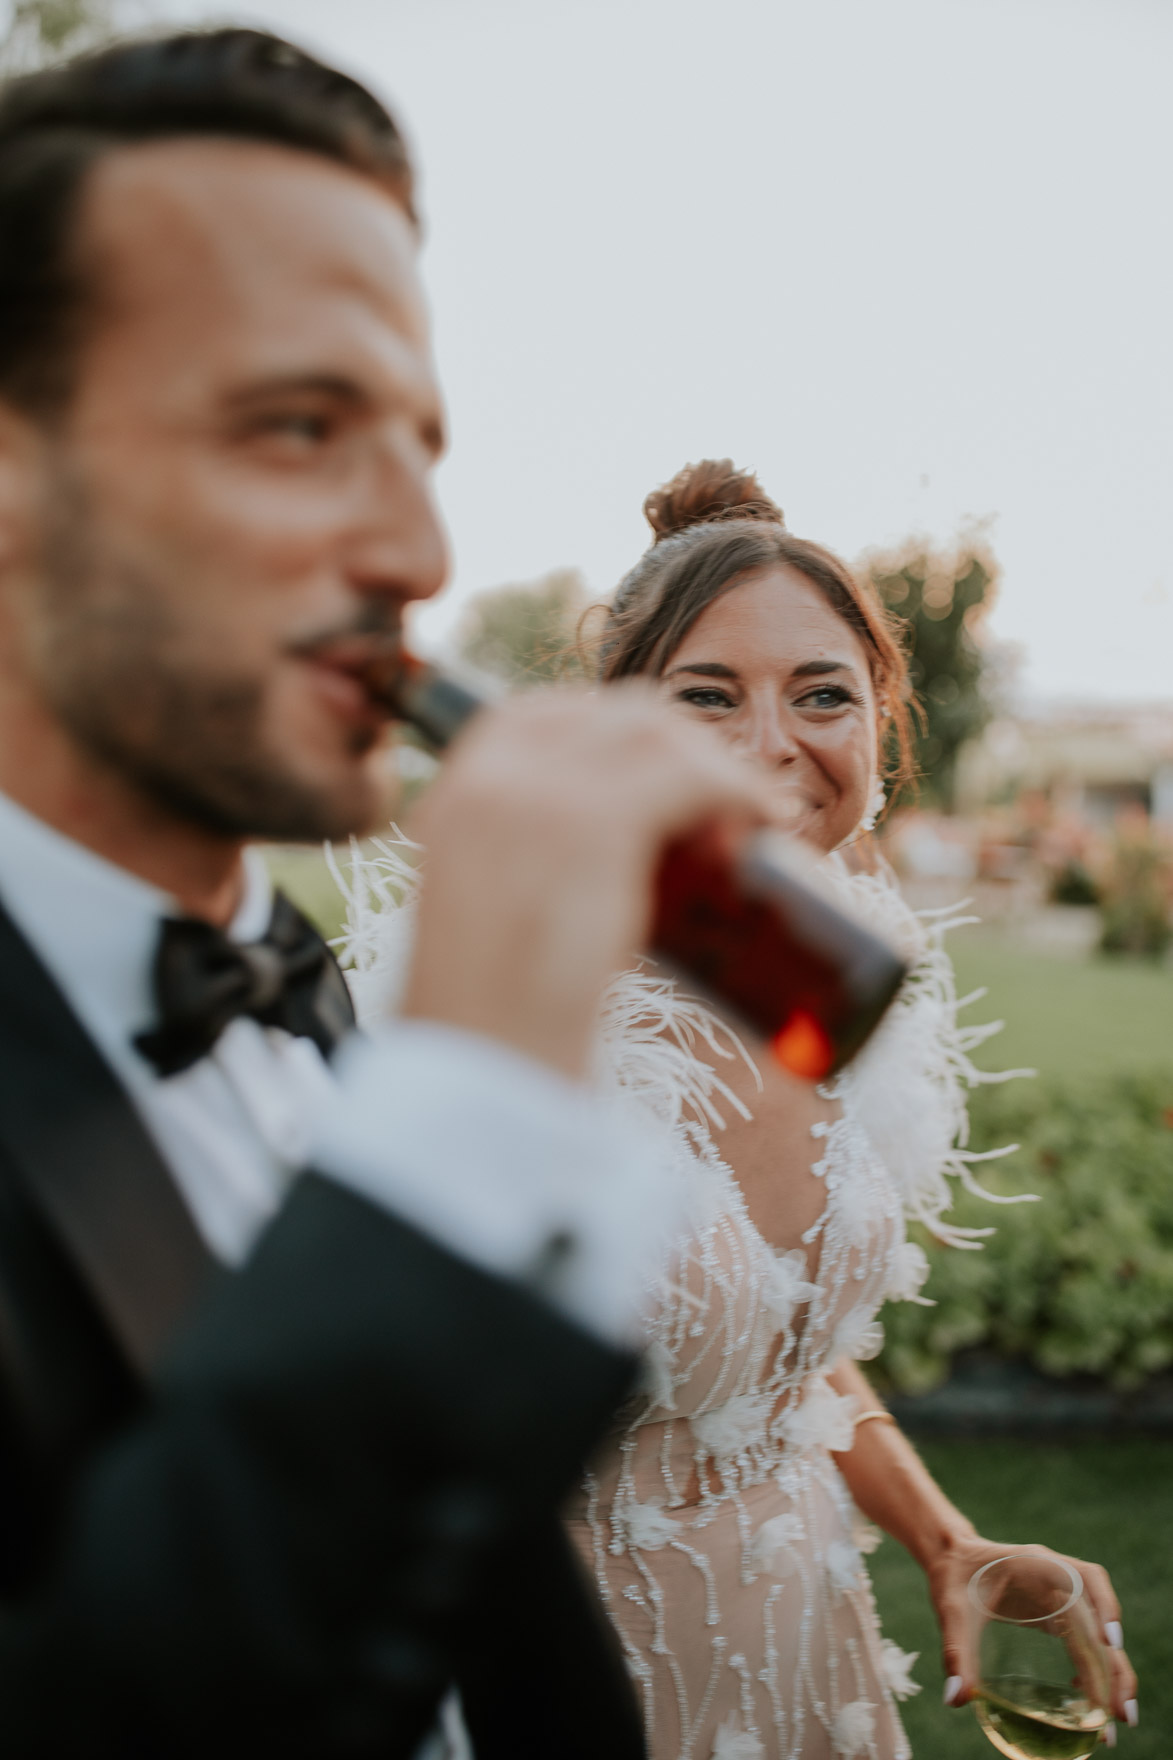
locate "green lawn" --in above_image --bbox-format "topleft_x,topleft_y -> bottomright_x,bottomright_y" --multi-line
950,931 -> 1173,1083
871,1439 -> 1167,1758
880,945 -> 1172,1756
265,844 -> 352,945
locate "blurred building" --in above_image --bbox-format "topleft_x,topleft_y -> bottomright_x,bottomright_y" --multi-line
955,704 -> 1173,831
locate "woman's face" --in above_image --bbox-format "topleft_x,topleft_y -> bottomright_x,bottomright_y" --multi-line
660,564 -> 879,854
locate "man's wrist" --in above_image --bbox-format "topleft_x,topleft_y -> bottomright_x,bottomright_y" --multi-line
310,1019 -> 680,1346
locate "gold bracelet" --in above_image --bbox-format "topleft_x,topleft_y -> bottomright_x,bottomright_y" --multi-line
854,1409 -> 898,1430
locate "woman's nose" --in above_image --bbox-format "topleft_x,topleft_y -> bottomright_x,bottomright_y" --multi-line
732,700 -> 800,768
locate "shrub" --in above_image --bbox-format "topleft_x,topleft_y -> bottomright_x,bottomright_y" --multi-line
875,1071 -> 1173,1394
1048,858 -> 1100,907
1098,834 -> 1171,957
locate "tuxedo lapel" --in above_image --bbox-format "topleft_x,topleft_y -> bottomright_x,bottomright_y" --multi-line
0,899 -> 216,1378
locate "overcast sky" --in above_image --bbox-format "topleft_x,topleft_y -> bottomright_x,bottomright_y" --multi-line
171,0 -> 1173,702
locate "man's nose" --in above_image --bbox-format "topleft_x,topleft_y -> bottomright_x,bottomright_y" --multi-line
344,450 -> 450,610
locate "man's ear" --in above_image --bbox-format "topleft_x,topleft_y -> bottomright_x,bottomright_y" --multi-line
0,400 -> 46,574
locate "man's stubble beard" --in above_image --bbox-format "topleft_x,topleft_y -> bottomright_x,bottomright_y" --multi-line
31,470 -> 387,844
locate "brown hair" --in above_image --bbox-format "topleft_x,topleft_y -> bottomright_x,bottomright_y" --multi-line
597,459 -> 916,799
0,29 -> 414,419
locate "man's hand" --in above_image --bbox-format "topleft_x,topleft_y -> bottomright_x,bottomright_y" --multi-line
400,683 -> 774,1078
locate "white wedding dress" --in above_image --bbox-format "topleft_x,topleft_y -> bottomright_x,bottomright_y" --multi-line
333,841 -> 1027,1760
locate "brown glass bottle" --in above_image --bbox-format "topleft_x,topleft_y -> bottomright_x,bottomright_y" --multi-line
377,652 -> 907,1081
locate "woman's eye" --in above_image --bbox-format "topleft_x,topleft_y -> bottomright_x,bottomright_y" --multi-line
677,687 -> 736,710
798,684 -> 854,710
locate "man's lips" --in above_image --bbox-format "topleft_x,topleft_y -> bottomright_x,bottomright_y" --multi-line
295,638 -> 402,724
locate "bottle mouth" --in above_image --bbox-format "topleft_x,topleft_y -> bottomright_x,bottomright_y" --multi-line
967,1556 -> 1084,1624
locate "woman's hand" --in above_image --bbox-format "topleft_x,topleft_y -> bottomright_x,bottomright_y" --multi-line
927,1532 -> 1138,1733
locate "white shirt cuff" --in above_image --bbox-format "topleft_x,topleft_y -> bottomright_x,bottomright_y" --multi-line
310,1021 -> 678,1347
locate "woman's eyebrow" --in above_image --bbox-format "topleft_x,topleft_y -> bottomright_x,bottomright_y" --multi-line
791,659 -> 858,681
664,661 -> 740,680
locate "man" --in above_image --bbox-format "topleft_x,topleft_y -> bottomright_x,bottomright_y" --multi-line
0,27 -> 772,1758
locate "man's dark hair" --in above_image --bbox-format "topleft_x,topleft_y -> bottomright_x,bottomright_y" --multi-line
0,28 -> 416,416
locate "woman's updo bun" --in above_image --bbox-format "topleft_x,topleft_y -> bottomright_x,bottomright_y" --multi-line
644,458 -> 784,544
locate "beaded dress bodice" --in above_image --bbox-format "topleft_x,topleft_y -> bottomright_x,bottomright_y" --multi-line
564,863 -> 1022,1760
567,1042 -> 915,1760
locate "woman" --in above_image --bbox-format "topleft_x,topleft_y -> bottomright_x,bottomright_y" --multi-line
560,461 -> 1137,1759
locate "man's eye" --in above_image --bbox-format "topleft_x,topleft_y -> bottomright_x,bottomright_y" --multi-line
263,412 -> 333,444
677,687 -> 736,710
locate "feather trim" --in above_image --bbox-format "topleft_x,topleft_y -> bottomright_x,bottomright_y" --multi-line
327,829 -> 422,1027
331,831 -> 759,1140
593,960 -> 760,1137
826,858 -> 1036,1250
329,832 -> 1030,1259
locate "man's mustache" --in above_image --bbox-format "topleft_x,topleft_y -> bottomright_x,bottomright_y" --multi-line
284,603 -> 403,670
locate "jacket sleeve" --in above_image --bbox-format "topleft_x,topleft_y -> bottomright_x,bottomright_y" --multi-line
0,1174 -> 640,1757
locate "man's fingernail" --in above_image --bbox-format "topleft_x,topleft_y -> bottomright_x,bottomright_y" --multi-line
943,1675 -> 964,1706
1105,1621 -> 1124,1649
1104,1722 -> 1117,1749
1124,1699 -> 1139,1728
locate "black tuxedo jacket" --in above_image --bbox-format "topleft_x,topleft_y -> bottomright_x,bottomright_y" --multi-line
0,898 -> 645,1757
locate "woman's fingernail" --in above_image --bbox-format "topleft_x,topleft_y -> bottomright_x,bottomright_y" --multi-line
1124,1699 -> 1139,1728
943,1675 -> 964,1706
1104,1723 -> 1117,1749
1105,1621 -> 1124,1649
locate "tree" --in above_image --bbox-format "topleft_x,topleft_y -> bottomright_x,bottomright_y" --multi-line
455,567 -> 590,688
0,0 -> 124,72
862,532 -> 1000,811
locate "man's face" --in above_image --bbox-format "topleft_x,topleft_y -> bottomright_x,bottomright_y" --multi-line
2,138 -> 448,841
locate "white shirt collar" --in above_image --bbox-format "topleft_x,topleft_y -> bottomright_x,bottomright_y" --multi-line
0,789 -> 272,1080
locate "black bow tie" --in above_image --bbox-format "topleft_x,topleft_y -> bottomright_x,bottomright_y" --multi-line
134,890 -> 356,1077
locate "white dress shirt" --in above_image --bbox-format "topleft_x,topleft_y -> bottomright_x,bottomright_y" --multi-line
0,789 -> 673,1346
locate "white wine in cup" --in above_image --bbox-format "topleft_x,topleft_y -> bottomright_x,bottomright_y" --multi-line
968,1555 -> 1113,1759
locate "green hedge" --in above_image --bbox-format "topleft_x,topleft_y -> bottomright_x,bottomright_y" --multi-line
876,1071 -> 1173,1394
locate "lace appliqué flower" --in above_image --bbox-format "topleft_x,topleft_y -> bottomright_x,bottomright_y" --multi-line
833,1305 -> 885,1362
615,1499 -> 680,1551
749,1511 -> 804,1577
832,1699 -> 877,1755
640,1336 -> 677,1412
691,1392 -> 770,1465
827,1538 -> 864,1595
710,1715 -> 765,1759
761,1249 -> 818,1328
880,1640 -> 922,1701
886,1238 -> 933,1305
777,1377 -> 857,1454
